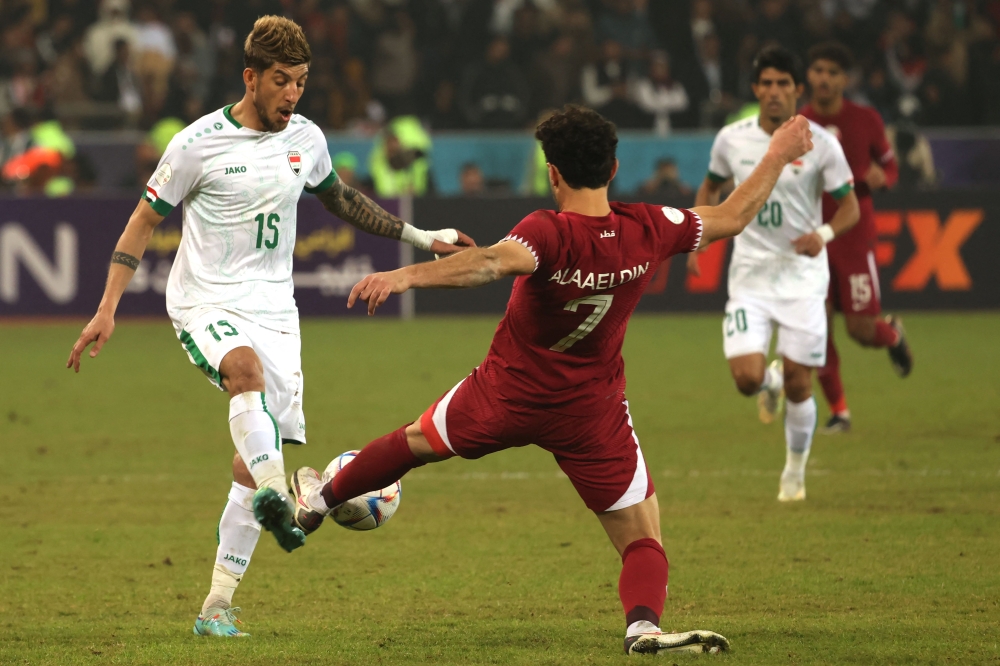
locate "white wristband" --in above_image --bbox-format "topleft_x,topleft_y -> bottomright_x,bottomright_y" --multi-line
400,223 -> 434,251
816,224 -> 835,244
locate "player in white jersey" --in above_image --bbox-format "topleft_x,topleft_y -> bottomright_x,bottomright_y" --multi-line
66,17 -> 473,638
688,47 -> 859,502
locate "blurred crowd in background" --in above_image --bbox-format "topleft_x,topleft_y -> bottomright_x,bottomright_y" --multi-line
1,0 -> 998,196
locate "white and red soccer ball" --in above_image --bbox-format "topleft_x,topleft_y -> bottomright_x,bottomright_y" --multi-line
322,450 -> 401,531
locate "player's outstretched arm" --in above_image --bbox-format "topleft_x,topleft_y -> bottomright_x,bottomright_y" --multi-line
348,240 -> 535,316
67,200 -> 164,372
317,178 -> 476,255
692,115 -> 813,248
686,176 -> 728,276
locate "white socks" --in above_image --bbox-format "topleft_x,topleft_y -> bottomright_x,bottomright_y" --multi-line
760,364 -> 784,394
784,396 -> 817,475
229,392 -> 285,493
627,620 -> 661,637
202,482 -> 261,614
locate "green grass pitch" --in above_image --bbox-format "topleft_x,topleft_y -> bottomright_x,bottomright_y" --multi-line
1,313 -> 998,665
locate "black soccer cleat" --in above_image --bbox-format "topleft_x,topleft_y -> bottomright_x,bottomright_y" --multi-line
820,414 -> 852,435
886,315 -> 913,378
289,467 -> 326,535
624,630 -> 730,655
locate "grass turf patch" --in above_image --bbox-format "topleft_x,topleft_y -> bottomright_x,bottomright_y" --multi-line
1,313 -> 998,665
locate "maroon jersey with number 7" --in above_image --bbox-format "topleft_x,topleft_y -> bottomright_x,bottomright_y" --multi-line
480,202 -> 703,416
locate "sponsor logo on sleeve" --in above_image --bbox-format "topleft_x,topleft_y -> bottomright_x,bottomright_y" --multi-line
287,151 -> 302,176
662,207 -> 686,224
154,163 -> 172,186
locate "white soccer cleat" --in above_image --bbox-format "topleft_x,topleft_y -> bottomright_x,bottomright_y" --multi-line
757,359 -> 784,425
624,629 -> 730,655
778,470 -> 806,502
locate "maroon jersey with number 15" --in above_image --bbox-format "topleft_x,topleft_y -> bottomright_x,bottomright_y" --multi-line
480,202 -> 702,415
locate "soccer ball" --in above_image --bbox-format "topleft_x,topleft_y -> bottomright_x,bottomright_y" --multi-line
322,450 -> 401,531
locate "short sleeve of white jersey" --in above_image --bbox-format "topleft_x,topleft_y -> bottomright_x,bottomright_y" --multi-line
302,123 -> 339,195
706,129 -> 733,183
142,133 -> 203,216
818,129 -> 854,200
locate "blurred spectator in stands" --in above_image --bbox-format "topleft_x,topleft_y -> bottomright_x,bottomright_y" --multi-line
596,0 -> 657,71
95,39 -> 142,125
371,10 -> 418,117
634,51 -> 689,135
369,116 -> 431,197
459,162 -> 486,195
133,5 -> 176,119
36,14 -> 78,70
507,2 -> 555,74
692,31 -> 739,127
581,39 -> 628,109
754,0 -> 806,57
920,52 -> 966,125
925,0 -> 995,90
83,0 -> 137,78
531,34 -> 584,113
969,39 -> 1000,123
0,108 -> 34,171
825,0 -> 884,63
172,12 -> 213,103
7,50 -> 45,111
888,123 -> 937,189
638,158 -> 692,199
430,79 -> 464,130
459,37 -> 531,129
859,64 -> 899,122
45,37 -> 91,112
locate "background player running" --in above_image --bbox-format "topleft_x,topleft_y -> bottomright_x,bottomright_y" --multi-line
688,47 -> 859,502
65,16 -> 472,638
287,105 -> 814,655
800,41 -> 913,435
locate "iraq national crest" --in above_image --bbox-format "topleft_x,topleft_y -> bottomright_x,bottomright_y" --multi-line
287,151 -> 302,176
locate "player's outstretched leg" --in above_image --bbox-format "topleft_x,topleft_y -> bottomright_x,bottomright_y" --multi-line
195,478 -> 259,637
299,424 -> 433,517
599,496 -> 730,655
779,359 -> 817,502
817,330 -> 851,435
728,354 -> 784,425
884,315 -> 913,377
844,314 -> 913,377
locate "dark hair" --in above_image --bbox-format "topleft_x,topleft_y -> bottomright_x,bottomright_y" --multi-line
244,15 -> 311,73
753,45 -> 802,85
807,41 -> 854,72
534,105 -> 618,189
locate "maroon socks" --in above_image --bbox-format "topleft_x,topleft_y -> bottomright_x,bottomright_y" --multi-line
321,425 -> 425,508
619,537 -> 669,628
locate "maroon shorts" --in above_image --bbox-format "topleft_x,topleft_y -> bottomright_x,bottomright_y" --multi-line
419,367 -> 654,513
827,239 -> 882,316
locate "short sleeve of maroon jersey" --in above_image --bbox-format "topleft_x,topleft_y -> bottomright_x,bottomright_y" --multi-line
643,204 -> 704,260
502,211 -> 560,273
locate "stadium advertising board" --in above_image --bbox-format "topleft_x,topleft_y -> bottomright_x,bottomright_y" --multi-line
413,191 -> 999,314
0,196 -> 404,318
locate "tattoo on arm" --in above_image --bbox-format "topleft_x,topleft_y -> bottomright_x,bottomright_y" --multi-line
111,251 -> 140,271
317,179 -> 404,239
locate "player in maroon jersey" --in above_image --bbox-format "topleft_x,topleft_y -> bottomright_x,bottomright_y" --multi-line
800,42 -> 913,434
288,106 -> 813,655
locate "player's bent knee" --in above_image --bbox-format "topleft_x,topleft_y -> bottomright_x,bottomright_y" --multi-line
845,316 -> 876,346
405,421 -> 449,463
219,347 -> 265,396
732,370 -> 762,396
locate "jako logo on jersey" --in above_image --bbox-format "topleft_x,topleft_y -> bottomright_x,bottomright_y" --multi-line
225,166 -> 247,175
287,151 -> 302,176
223,554 -> 248,566
548,262 -> 649,290
250,454 -> 268,468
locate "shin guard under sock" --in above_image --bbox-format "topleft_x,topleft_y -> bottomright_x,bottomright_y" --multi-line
619,538 -> 669,628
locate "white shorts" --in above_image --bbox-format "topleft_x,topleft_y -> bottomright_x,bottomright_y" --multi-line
722,295 -> 827,367
172,309 -> 306,444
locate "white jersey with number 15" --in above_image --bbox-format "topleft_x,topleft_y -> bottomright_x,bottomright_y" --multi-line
143,105 -> 338,334
707,115 -> 853,300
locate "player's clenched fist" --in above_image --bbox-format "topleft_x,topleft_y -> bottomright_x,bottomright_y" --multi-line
348,270 -> 412,316
66,311 -> 115,372
768,115 -> 813,164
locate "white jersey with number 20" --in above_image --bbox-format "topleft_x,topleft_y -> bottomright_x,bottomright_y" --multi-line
143,105 -> 337,333
707,115 -> 853,300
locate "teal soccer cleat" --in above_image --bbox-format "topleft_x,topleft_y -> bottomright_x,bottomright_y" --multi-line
252,487 -> 306,552
193,607 -> 249,637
